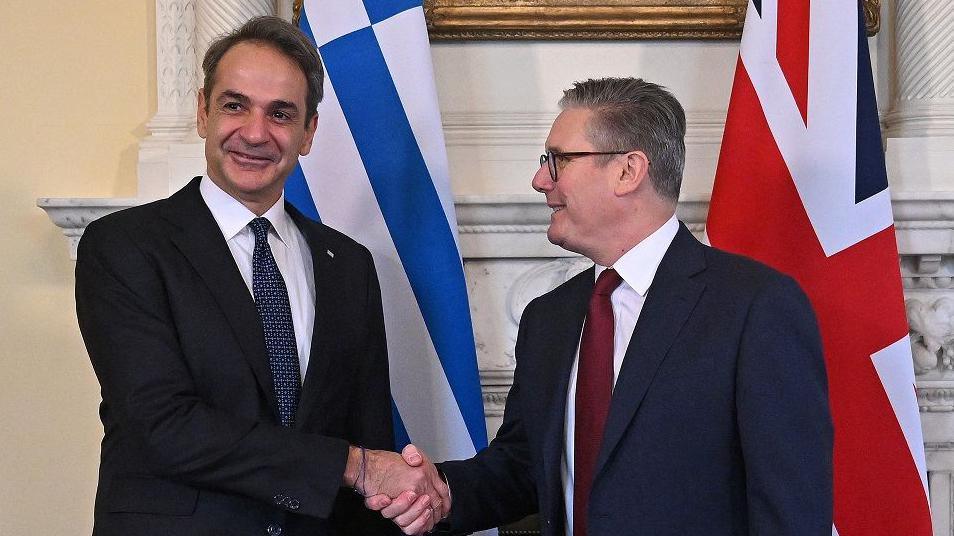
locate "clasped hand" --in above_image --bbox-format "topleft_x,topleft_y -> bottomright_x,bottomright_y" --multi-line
357,444 -> 449,535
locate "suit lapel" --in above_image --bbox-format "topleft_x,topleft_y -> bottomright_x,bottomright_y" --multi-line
160,178 -> 281,421
287,206 -> 342,429
539,268 -> 594,515
593,224 -> 707,477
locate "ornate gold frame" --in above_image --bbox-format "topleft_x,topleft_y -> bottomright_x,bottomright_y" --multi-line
293,0 -> 880,40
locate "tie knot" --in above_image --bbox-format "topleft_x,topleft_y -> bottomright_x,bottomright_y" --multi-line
594,268 -> 622,296
249,217 -> 272,242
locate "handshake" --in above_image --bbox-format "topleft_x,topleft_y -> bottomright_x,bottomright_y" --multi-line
345,444 -> 450,535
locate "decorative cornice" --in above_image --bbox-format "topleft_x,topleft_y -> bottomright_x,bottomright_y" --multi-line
920,387 -> 954,412
442,111 -> 727,147
37,198 -> 152,258
37,194 -> 954,259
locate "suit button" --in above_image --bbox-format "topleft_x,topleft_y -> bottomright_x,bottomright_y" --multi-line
288,499 -> 300,510
266,523 -> 283,536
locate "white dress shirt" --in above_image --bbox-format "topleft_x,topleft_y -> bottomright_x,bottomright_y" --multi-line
561,214 -> 679,535
199,176 -> 316,380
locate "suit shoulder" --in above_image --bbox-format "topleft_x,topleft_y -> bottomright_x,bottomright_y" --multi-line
702,244 -> 795,286
79,199 -> 167,253
698,244 -> 810,308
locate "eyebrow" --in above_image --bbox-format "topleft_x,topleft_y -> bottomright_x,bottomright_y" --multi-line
217,90 -> 249,105
216,91 -> 300,115
269,100 -> 299,114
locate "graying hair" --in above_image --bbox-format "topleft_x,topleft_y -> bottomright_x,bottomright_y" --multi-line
202,16 -> 323,124
559,77 -> 686,203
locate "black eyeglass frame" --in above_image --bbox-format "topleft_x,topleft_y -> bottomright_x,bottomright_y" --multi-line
539,150 -> 632,182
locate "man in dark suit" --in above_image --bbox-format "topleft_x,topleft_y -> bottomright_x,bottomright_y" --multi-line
370,77 -> 833,535
76,16 -> 446,535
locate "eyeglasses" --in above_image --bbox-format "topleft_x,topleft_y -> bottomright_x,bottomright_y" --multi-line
539,150 -> 631,182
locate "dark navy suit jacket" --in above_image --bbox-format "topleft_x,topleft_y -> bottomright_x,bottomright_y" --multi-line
440,223 -> 833,535
76,178 -> 399,535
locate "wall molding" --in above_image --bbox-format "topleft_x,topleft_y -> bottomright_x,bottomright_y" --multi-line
441,111 -> 728,147
38,193 -> 954,421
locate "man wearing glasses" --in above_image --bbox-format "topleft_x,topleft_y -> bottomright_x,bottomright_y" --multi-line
368,77 -> 833,535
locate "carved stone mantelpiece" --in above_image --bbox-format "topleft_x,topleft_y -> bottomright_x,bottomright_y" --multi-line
38,194 -> 954,384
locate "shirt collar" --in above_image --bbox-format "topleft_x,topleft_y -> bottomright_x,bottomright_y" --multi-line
595,213 -> 679,297
199,175 -> 293,245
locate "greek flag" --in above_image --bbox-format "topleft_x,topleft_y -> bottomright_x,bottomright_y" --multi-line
287,1 -> 489,468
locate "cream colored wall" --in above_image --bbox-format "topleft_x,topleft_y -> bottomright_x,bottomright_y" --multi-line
0,1 -> 153,533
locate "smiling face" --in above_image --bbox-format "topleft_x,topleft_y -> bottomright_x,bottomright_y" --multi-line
197,41 -> 318,215
531,108 -> 625,261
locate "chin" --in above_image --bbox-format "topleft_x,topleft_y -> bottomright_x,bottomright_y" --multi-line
226,171 -> 279,192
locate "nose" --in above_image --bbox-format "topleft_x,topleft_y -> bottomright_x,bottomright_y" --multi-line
531,162 -> 554,193
239,110 -> 268,145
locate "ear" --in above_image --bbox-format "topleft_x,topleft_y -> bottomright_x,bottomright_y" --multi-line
298,113 -> 320,156
614,150 -> 651,197
196,90 -> 209,139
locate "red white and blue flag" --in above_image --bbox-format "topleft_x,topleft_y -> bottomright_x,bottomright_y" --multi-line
706,0 -> 931,534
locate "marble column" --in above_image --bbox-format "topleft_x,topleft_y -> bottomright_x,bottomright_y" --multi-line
138,0 -> 198,199
195,0 -> 275,68
138,0 -> 277,199
884,0 -> 954,193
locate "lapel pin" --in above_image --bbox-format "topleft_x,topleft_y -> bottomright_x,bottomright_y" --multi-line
326,249 -> 334,258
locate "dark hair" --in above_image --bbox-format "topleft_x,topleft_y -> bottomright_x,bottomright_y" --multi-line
202,16 -> 323,124
559,77 -> 686,203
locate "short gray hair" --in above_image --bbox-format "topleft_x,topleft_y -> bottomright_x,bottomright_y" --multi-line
559,77 -> 686,203
202,16 -> 323,124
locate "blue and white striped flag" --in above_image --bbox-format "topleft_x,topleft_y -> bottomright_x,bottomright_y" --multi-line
287,1 -> 489,470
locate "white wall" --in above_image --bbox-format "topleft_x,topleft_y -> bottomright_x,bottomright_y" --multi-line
432,40 -> 740,197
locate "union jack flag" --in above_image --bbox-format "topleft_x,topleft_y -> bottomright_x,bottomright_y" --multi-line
706,1 -> 932,533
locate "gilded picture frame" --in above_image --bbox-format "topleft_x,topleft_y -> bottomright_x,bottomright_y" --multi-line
293,1 -> 880,40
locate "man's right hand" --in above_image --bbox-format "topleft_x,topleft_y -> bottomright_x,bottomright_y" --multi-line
360,444 -> 450,535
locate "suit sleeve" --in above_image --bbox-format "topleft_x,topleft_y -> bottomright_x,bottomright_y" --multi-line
437,299 -> 542,534
332,249 -> 401,536
346,249 -> 394,450
736,274 -> 833,534
75,219 -> 349,519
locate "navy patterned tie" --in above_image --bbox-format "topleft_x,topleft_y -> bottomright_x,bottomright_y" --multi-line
249,217 -> 301,427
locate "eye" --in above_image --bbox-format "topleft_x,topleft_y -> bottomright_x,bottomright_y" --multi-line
272,110 -> 290,121
223,101 -> 242,112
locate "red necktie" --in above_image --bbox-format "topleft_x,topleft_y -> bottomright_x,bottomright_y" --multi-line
574,268 -> 622,536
